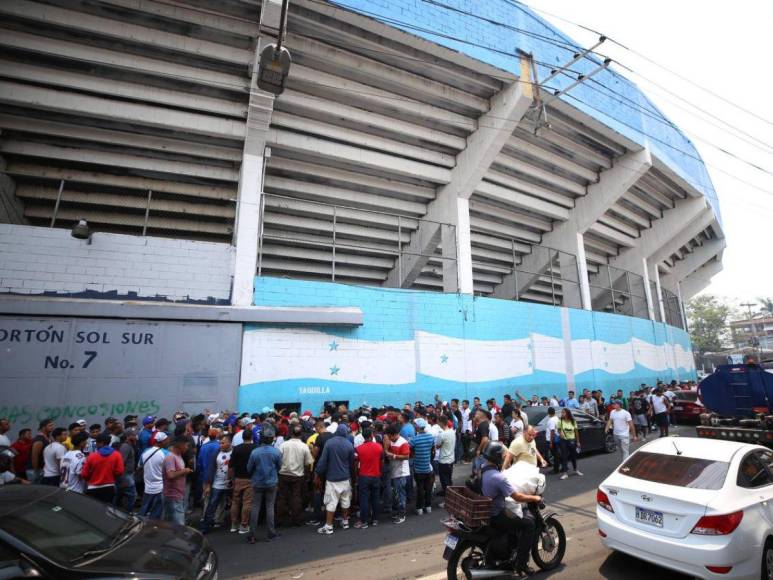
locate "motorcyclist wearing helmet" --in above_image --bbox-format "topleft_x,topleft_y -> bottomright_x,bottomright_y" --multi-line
480,442 -> 542,576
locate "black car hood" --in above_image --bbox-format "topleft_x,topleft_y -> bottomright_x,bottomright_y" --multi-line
77,519 -> 209,579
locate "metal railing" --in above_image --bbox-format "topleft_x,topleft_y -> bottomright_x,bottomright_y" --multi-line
589,264 -> 649,321
257,193 -> 457,285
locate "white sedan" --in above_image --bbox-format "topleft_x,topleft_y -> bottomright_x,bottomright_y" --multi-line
597,437 -> 773,579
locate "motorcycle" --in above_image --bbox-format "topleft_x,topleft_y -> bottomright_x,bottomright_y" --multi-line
442,501 -> 566,579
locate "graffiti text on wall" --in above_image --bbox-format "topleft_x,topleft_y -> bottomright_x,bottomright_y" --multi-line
0,400 -> 161,424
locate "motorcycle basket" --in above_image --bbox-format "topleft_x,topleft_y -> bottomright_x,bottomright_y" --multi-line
445,486 -> 491,528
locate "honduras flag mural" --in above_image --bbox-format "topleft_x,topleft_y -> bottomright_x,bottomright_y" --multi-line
239,278 -> 695,412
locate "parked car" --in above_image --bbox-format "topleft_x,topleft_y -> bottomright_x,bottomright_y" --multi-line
0,485 -> 217,579
671,390 -> 704,424
597,437 -> 773,579
524,407 -> 616,462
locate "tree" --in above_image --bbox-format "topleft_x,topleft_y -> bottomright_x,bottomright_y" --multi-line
758,297 -> 773,317
686,294 -> 734,354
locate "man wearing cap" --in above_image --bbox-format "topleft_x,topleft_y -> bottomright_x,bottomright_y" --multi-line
409,419 -> 435,515
115,428 -> 138,512
150,418 -> 170,447
232,416 -> 253,447
138,415 -> 155,455
138,432 -> 168,519
82,433 -> 124,504
246,425 -> 283,543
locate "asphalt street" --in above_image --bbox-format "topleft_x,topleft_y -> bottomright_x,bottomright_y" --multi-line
209,427 -> 698,580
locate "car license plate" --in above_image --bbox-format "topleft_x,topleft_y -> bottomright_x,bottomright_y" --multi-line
635,507 -> 663,528
673,406 -> 683,411
444,534 -> 459,550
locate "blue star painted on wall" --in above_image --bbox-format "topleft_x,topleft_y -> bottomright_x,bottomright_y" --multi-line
330,365 -> 340,376
440,354 -> 448,364
329,340 -> 339,351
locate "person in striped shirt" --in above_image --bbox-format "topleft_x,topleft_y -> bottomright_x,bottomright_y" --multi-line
409,419 -> 436,515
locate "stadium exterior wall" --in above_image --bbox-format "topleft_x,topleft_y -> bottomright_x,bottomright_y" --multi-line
239,277 -> 696,412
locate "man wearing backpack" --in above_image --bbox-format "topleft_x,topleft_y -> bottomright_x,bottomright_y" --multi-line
631,390 -> 650,439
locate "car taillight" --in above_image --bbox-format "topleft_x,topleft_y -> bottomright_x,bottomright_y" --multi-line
691,511 -> 743,535
596,489 -> 614,513
705,566 -> 732,574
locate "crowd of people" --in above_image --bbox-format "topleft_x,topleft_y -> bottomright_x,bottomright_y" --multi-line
0,379 -> 696,543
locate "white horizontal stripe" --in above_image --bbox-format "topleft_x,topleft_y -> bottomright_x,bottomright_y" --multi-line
240,328 -> 415,384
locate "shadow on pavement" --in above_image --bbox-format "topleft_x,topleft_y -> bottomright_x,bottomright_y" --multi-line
599,551 -> 691,579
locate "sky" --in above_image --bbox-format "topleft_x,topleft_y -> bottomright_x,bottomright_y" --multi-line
523,0 -> 773,315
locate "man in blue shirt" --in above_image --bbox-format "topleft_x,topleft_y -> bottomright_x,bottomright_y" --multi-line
137,415 -> 155,454
246,425 -> 282,544
480,443 -> 541,576
565,391 -> 581,410
409,419 -> 435,515
315,425 -> 354,535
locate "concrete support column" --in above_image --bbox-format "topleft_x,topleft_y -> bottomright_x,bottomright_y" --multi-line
384,72 -> 533,293
642,257 -> 656,321
575,233 -> 592,310
494,147 -> 651,303
231,1 -> 282,306
653,265 -> 667,324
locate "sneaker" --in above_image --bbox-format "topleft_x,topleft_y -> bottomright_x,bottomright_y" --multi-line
317,524 -> 334,535
230,525 -> 239,533
575,470 -> 584,477
393,515 -> 406,525
425,506 -> 432,514
560,473 -> 568,480
439,502 -> 445,509
341,519 -> 350,530
371,520 -> 379,527
416,508 -> 424,515
354,521 -> 368,529
266,532 -> 281,542
306,520 -> 321,526
247,536 -> 256,545
238,525 -> 249,534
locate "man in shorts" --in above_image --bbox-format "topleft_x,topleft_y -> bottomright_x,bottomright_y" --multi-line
315,425 -> 355,535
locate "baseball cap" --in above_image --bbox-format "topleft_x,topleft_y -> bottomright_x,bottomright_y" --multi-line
415,418 -> 427,429
239,417 -> 254,427
261,425 -> 276,439
123,428 -> 138,438
154,432 -> 168,443
75,419 -> 87,427
155,417 -> 170,427
142,415 -> 155,426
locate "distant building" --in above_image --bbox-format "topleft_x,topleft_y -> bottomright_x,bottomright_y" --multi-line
730,316 -> 773,350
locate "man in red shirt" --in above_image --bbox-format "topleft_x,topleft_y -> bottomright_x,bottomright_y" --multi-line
354,427 -> 383,529
11,429 -> 32,477
81,433 -> 124,503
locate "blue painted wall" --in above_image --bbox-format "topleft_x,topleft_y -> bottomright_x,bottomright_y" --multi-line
327,0 -> 721,223
238,278 -> 696,413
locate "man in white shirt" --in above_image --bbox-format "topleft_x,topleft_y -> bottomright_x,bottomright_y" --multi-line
42,427 -> 67,486
60,431 -> 89,493
549,396 -> 560,408
606,400 -> 637,462
200,435 -> 233,533
139,432 -> 169,519
0,418 -> 10,448
435,414 -> 456,497
545,407 -> 561,474
651,388 -> 671,438
487,411 -> 499,442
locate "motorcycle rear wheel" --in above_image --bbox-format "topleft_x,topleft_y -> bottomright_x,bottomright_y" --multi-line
531,517 -> 566,571
446,541 -> 482,580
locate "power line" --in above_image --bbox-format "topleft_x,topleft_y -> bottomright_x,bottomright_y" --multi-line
504,0 -> 773,128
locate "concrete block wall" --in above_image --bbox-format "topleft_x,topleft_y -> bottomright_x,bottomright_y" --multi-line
239,277 -> 696,412
0,224 -> 234,303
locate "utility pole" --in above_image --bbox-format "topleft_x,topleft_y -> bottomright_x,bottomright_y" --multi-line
740,302 -> 760,361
